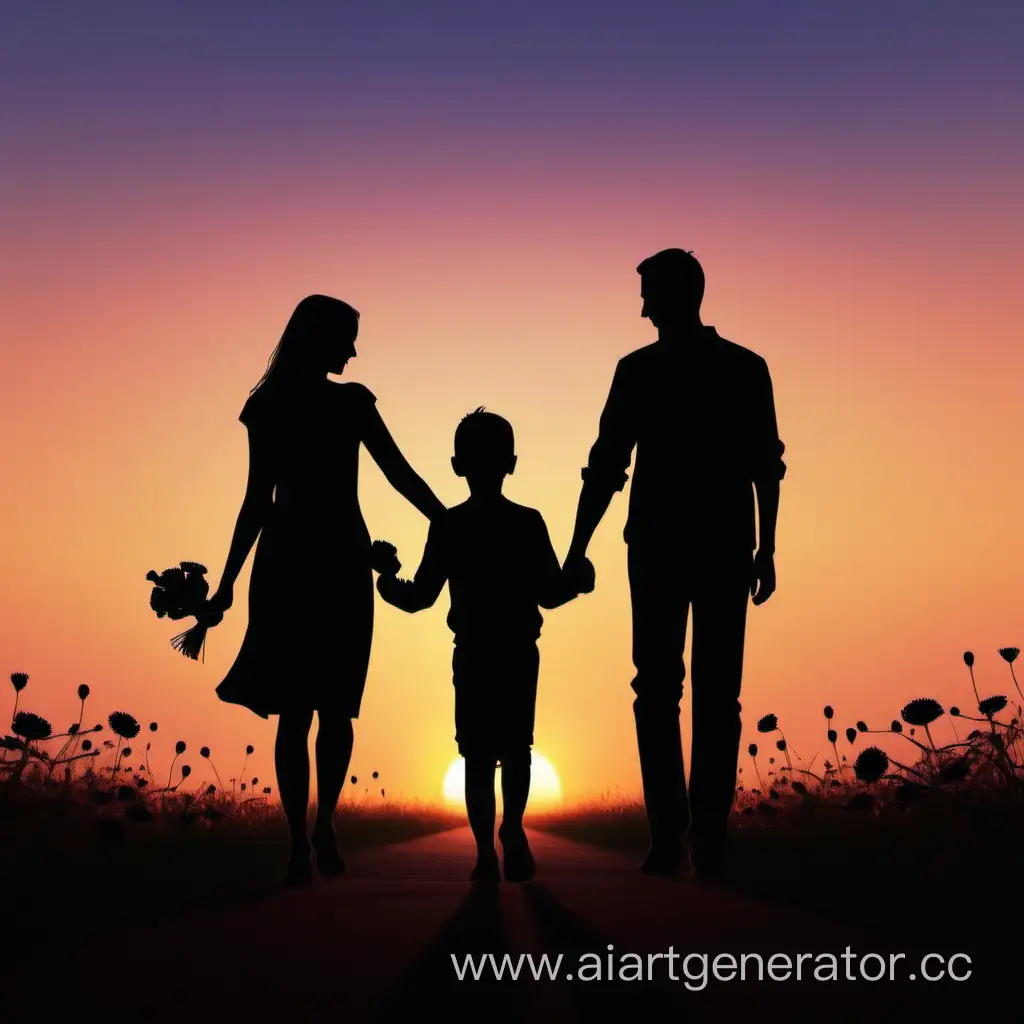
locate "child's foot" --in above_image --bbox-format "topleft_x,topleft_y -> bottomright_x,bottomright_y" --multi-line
470,849 -> 500,883
311,823 -> 346,877
286,840 -> 313,886
498,824 -> 536,883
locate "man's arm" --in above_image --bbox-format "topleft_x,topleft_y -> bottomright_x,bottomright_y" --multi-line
376,519 -> 448,612
565,359 -> 636,565
749,356 -> 785,606
750,356 -> 786,555
535,513 -> 592,609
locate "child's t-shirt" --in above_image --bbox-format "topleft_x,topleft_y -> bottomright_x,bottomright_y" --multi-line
408,496 -> 569,649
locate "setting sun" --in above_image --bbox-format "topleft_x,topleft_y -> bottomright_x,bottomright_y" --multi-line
442,753 -> 563,805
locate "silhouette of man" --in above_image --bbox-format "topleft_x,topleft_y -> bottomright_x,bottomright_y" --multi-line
564,248 -> 786,878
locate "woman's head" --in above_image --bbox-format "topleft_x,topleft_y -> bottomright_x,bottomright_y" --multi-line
251,294 -> 360,393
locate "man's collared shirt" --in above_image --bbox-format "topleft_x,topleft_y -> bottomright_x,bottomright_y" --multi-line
583,326 -> 786,555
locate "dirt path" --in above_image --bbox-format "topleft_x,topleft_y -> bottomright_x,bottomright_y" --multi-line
22,826 -> 980,1021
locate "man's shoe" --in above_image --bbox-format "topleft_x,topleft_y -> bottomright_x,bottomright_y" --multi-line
690,845 -> 727,882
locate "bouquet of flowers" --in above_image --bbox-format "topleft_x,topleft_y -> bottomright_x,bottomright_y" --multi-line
146,561 -> 223,662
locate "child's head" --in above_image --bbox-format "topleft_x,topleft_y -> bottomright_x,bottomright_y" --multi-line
452,407 -> 517,489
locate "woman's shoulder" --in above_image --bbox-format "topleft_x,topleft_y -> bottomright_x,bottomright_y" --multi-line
331,380 -> 376,403
328,381 -> 377,418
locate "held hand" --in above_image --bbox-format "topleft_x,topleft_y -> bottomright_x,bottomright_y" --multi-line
210,581 -> 234,614
563,553 -> 595,595
751,550 -> 776,605
576,557 -> 596,594
204,583 -> 233,627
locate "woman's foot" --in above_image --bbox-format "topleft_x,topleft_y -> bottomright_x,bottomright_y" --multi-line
639,839 -> 686,877
286,840 -> 313,886
470,849 -> 500,883
498,823 -> 536,883
311,823 -> 346,877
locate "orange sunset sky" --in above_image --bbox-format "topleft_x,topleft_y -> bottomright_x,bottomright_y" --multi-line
2,3 -> 1022,806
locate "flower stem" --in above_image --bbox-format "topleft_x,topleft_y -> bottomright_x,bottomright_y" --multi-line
968,665 -> 981,705
1010,664 -> 1024,703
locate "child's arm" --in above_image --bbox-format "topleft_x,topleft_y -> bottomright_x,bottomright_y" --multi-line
535,512 -> 594,609
376,518 -> 448,613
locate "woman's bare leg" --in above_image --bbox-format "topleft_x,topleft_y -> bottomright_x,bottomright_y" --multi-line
276,709 -> 315,882
310,710 -> 354,875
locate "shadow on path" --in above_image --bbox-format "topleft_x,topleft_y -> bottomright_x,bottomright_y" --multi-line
370,883 -> 530,1022
522,882 -> 678,1017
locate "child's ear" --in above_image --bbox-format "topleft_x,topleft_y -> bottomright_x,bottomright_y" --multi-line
451,456 -> 464,477
508,454 -> 518,476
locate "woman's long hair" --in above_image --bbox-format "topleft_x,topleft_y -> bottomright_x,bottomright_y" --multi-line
250,294 -> 360,396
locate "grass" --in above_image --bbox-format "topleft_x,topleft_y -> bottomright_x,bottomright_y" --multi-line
531,646 -> 1024,953
0,674 -> 464,959
532,793 -> 1024,945
1,781 -> 462,960
5,646 -> 1024,960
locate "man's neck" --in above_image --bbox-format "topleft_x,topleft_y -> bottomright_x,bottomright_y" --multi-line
658,319 -> 707,344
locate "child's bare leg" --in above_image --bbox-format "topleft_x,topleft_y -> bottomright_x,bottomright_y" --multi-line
464,755 -> 499,881
499,750 -> 531,831
499,750 -> 536,882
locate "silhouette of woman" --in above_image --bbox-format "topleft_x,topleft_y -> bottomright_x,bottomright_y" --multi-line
209,294 -> 445,884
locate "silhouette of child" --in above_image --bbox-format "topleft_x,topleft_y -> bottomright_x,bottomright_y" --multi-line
376,408 -> 594,882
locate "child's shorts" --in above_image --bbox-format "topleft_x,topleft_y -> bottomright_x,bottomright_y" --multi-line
452,642 -> 539,761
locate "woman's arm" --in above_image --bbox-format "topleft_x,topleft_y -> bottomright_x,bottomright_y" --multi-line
212,427 -> 274,608
363,405 -> 445,521
376,519 -> 448,612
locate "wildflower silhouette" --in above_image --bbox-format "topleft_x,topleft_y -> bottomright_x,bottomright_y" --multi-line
979,695 -> 1008,718
4,673 -> 28,763
999,647 -> 1023,701
237,744 -> 255,794
901,698 -> 943,752
108,713 -> 140,739
66,683 -> 91,764
853,747 -> 889,784
13,711 -> 51,742
200,746 -> 224,790
747,743 -> 765,790
756,713 -> 793,770
107,712 -> 141,780
963,651 -> 980,704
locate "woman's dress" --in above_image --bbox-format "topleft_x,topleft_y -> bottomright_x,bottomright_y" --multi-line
216,380 -> 378,719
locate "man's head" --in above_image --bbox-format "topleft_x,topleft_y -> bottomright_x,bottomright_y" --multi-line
452,407 -> 517,490
637,248 -> 705,329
